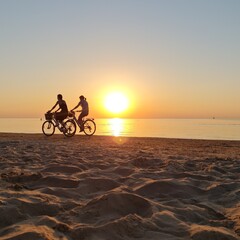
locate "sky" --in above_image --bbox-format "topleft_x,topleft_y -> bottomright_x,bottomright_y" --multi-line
0,0 -> 240,118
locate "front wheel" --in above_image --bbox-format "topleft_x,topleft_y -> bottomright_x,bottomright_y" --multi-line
42,121 -> 55,136
63,120 -> 76,137
83,119 -> 96,136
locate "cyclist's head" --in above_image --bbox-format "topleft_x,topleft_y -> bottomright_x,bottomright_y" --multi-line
80,95 -> 85,100
57,94 -> 63,100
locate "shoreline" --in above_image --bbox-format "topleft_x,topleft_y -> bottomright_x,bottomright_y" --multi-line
1,132 -> 240,143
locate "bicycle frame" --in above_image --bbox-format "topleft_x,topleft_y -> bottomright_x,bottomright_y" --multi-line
43,112 -> 77,137
51,118 -> 58,127
68,113 -> 78,127
69,111 -> 94,128
48,114 -> 67,131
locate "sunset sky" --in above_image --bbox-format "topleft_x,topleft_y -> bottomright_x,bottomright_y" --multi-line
1,0 -> 240,118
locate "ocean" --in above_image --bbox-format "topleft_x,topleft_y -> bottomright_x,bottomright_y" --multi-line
0,118 -> 240,140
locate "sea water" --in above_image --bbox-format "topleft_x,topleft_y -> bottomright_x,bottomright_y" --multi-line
0,118 -> 240,140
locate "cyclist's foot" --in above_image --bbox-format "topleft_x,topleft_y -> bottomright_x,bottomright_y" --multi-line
60,127 -> 67,133
79,128 -> 84,132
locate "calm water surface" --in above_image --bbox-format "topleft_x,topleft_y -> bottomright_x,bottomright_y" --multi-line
0,118 -> 240,140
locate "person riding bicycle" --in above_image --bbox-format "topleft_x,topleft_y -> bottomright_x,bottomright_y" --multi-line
71,95 -> 89,132
48,94 -> 68,127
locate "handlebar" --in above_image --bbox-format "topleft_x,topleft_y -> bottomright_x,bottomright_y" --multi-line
68,110 -> 82,117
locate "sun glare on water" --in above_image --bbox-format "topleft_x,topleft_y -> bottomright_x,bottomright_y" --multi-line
104,92 -> 129,114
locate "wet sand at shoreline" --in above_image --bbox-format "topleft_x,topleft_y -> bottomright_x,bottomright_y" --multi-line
0,133 -> 239,239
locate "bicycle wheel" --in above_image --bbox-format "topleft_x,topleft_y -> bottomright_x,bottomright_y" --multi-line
42,121 -> 55,136
63,120 -> 76,137
83,119 -> 96,136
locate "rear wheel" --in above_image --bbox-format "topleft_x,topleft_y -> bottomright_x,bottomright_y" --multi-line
42,121 -> 55,136
83,119 -> 96,136
63,120 -> 76,137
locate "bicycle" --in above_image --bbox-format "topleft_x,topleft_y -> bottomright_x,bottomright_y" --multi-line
69,110 -> 96,136
42,112 -> 76,137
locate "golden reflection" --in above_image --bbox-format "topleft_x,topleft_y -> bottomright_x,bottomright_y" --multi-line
109,118 -> 123,136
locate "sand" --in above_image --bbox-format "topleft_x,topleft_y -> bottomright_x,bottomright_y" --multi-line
0,133 -> 239,240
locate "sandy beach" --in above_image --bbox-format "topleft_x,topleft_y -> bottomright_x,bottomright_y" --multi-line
0,133 -> 239,240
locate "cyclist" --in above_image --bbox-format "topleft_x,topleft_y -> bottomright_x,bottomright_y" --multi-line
48,94 -> 68,127
71,95 -> 89,131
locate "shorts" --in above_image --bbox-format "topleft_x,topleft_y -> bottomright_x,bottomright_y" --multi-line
55,112 -> 68,121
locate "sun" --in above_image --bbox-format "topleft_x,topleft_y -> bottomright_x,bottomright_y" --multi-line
104,92 -> 129,114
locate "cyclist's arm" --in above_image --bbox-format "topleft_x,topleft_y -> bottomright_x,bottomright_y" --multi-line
55,107 -> 61,112
49,102 -> 58,112
71,103 -> 80,111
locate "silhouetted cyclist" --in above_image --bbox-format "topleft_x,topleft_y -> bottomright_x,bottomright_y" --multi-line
48,94 -> 68,127
71,95 -> 89,131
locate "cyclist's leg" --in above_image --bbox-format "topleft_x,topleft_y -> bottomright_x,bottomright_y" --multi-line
56,112 -> 67,128
78,112 -> 84,131
55,113 -> 61,126
78,112 -> 88,131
